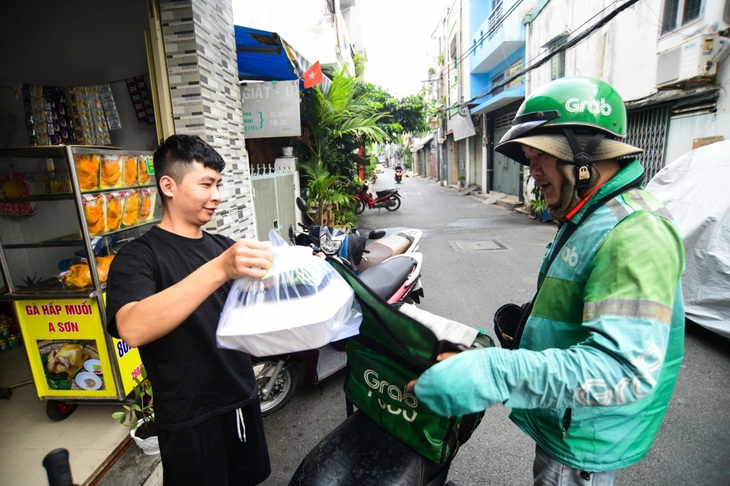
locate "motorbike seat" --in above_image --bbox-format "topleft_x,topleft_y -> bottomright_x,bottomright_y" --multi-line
288,411 -> 449,486
359,234 -> 413,271
375,189 -> 394,198
357,256 -> 414,300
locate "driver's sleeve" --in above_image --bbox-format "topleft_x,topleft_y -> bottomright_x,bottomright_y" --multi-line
414,213 -> 683,417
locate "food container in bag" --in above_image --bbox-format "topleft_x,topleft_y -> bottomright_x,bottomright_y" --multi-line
216,243 -> 362,356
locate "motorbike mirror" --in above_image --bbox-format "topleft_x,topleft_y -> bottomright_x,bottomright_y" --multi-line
368,230 -> 385,240
296,197 -> 315,226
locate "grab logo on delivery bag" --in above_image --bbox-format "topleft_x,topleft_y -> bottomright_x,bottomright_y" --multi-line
364,369 -> 419,422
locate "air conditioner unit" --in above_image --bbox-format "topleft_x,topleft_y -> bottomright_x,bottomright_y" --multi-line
656,34 -> 720,88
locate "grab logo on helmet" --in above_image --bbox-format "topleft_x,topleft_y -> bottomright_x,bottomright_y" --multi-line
565,98 -> 612,116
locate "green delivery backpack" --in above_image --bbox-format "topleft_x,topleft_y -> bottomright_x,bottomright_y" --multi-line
329,258 -> 492,464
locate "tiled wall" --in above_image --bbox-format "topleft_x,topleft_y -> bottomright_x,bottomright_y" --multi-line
158,0 -> 256,240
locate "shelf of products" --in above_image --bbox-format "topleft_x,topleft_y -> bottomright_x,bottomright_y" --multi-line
0,145 -> 154,409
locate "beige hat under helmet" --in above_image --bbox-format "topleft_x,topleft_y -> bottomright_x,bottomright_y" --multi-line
499,133 -> 643,165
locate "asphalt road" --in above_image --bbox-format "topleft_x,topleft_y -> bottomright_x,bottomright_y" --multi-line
261,170 -> 730,485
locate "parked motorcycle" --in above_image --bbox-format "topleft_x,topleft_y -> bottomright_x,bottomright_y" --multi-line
395,166 -> 403,184
356,183 -> 401,214
290,196 -> 420,273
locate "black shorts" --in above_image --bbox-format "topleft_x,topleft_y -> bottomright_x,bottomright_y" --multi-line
158,402 -> 271,485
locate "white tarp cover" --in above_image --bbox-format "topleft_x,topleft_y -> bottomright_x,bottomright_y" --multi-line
646,140 -> 730,339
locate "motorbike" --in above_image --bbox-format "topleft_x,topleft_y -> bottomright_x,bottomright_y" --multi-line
290,196 -> 420,273
371,171 -> 378,184
395,166 -> 403,184
356,183 -> 401,214
253,199 -> 424,416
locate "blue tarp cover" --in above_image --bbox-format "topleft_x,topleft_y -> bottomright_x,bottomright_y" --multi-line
235,25 -> 300,81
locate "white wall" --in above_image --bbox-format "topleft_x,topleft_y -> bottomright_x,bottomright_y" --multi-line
525,0 -> 662,100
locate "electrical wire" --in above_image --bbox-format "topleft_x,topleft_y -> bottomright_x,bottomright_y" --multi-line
431,0 -> 642,112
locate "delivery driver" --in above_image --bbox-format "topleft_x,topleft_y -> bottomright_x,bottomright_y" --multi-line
106,134 -> 273,485
409,77 -> 685,485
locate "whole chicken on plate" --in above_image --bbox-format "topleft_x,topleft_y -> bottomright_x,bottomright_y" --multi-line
46,343 -> 85,378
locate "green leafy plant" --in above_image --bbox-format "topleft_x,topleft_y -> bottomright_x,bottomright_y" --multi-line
527,174 -> 549,217
112,367 -> 155,439
299,159 -> 353,227
21,273 -> 42,288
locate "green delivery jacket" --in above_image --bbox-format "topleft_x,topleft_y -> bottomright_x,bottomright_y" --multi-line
508,159 -> 685,471
414,159 -> 685,472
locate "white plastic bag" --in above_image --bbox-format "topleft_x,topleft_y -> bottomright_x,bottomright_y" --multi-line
216,230 -> 362,355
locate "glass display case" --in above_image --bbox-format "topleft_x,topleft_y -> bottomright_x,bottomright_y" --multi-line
0,145 -> 159,417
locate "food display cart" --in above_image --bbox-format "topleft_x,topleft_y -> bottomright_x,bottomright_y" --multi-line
0,145 -> 160,419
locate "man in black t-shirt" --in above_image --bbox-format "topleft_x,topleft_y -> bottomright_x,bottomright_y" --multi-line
106,135 -> 272,485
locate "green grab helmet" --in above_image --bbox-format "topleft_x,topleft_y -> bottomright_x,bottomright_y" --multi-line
497,76 -> 627,142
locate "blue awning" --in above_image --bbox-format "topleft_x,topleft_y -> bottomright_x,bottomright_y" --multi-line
234,25 -> 331,93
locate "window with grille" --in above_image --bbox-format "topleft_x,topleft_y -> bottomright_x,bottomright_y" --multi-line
626,105 -> 670,181
491,60 -> 523,95
661,0 -> 703,34
551,52 -> 565,80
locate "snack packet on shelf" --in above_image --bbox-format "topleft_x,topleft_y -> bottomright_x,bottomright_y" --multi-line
121,189 -> 140,227
137,187 -> 157,222
137,155 -> 153,186
74,154 -> 100,191
82,193 -> 106,235
105,192 -> 123,231
123,155 -> 138,187
100,154 -> 123,188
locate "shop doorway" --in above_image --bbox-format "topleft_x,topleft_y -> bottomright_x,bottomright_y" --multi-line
492,111 -> 520,196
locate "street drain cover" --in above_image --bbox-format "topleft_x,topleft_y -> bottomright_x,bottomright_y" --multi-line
448,239 -> 505,252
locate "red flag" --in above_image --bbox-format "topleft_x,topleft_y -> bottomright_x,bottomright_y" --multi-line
302,61 -> 323,89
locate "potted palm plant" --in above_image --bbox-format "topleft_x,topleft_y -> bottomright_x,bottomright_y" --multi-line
112,368 -> 158,455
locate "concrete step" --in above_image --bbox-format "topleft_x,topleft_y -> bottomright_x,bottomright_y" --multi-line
473,191 -> 522,210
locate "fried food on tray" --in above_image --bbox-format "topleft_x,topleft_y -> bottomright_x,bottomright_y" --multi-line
64,263 -> 92,288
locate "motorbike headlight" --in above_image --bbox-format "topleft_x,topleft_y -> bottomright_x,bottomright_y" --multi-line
320,227 -> 344,255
